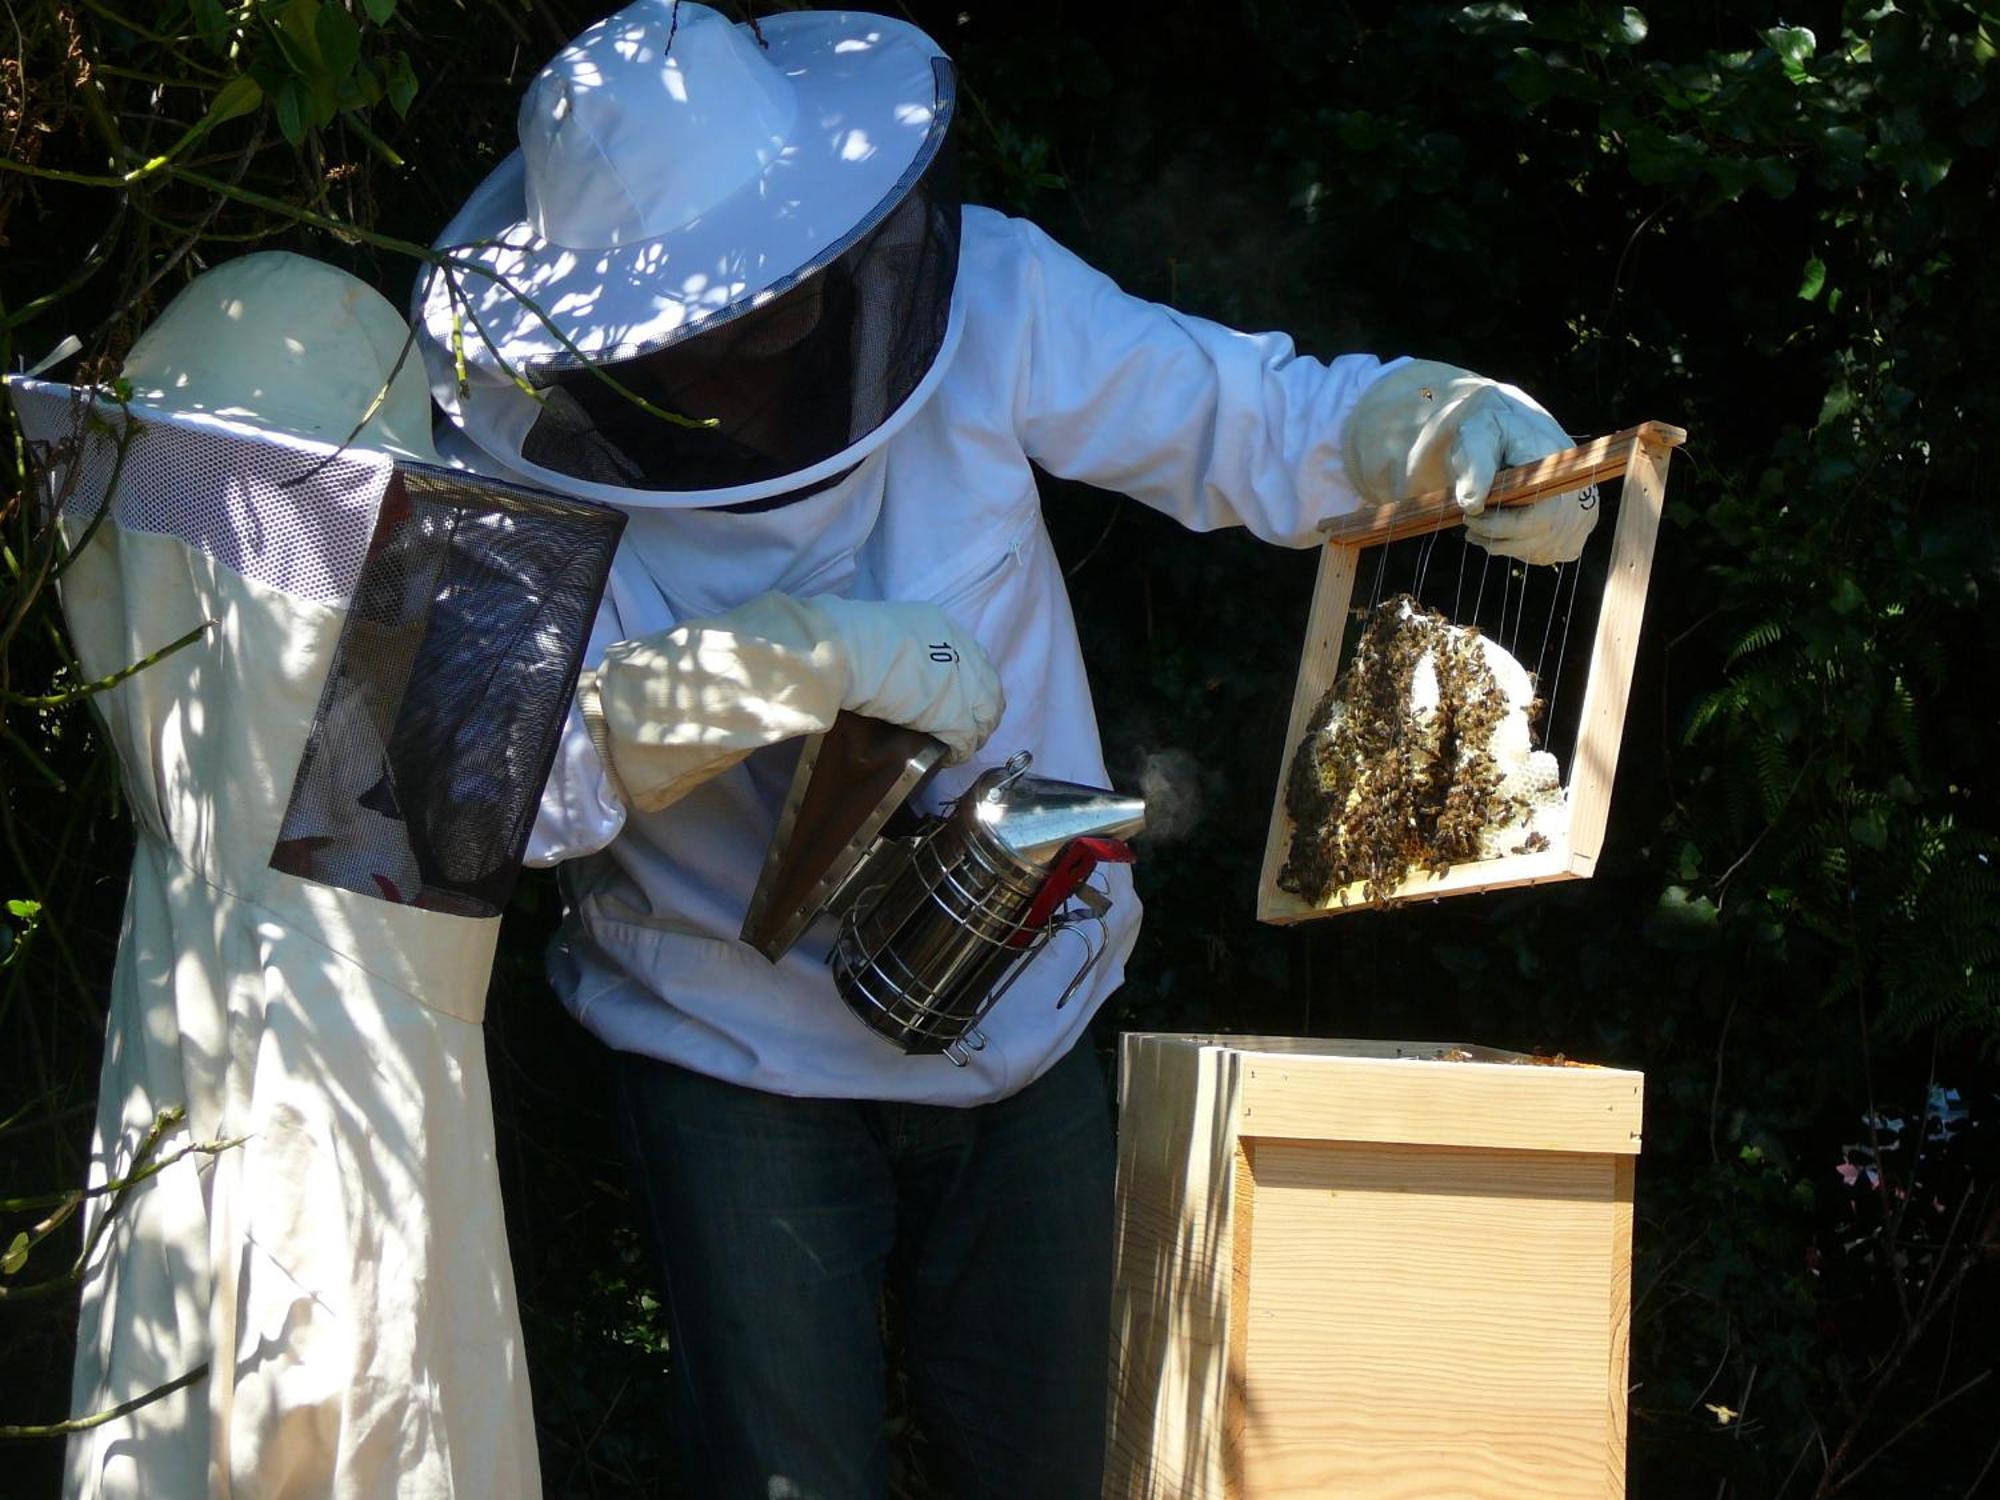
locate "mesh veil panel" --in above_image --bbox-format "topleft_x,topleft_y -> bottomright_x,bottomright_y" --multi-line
519,118 -> 961,494
13,380 -> 385,602
8,383 -> 625,917
274,467 -> 624,915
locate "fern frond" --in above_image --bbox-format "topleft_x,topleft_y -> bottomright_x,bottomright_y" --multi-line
1754,737 -> 1796,822
1882,675 -> 1921,778
1726,620 -> 1786,669
1686,681 -> 1747,743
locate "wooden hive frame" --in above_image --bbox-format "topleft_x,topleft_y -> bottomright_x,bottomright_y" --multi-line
1257,421 -> 1686,924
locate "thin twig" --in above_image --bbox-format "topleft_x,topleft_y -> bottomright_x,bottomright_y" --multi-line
96,118 -> 268,333
1965,1430 -> 2000,1498
0,1130 -> 243,1215
1827,1368 -> 1993,1496
1808,1205 -> 2000,1498
2,618 -> 213,708
0,1363 -> 208,1440
1708,991 -> 1738,1166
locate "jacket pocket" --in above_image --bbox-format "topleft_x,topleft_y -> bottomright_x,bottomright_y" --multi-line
919,525 -> 1027,617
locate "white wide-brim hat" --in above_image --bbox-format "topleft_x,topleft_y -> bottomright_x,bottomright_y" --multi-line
418,1 -> 953,375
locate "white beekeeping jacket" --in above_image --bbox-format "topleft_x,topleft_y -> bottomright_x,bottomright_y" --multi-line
11,380 -> 620,1498
478,209 -> 1389,1105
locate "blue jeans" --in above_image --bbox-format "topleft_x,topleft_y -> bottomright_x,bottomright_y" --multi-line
610,1038 -> 1116,1499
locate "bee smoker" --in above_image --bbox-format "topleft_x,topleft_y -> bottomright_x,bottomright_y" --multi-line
741,714 -> 1146,1065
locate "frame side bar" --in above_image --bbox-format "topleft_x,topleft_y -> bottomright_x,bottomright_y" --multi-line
1563,433 -> 1674,862
1257,543 -> 1359,923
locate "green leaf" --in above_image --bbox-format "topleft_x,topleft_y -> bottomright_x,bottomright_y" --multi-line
1338,111 -> 1394,153
1899,141 -> 1953,192
1612,7 -> 1648,46
1872,11 -> 1919,69
275,78 -> 307,144
306,71 -> 341,129
1649,885 -> 1720,950
1454,4 -> 1528,33
362,0 -> 398,21
1705,155 -> 1754,201
1823,124 -> 1866,160
338,58 -> 385,110
2,1231 -> 28,1275
191,0 -> 230,53
1850,807 -> 1889,851
202,74 -> 264,131
1505,48 -> 1557,107
272,0 -> 324,72
1796,255 -> 1826,301
1752,156 -> 1797,199
1763,24 -> 1816,80
316,2 -> 362,82
1816,380 -> 1856,428
6,899 -> 40,921
387,51 -> 418,117
1627,126 -> 1698,185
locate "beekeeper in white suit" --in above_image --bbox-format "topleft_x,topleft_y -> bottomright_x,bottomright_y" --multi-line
416,3 -> 1600,1493
12,251 -> 564,1498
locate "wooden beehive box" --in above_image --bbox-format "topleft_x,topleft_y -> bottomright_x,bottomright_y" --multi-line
1259,423 -> 1685,922
1106,1033 -> 1643,1500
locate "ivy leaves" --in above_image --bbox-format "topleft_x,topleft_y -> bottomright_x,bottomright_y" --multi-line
1493,7 -> 1977,214
168,0 -> 420,155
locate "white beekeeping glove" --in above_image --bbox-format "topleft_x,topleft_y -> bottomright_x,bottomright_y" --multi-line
1344,359 -> 1597,565
580,593 -> 1004,813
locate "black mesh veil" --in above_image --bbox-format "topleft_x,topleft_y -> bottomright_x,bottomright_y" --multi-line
519,64 -> 961,497
273,466 -> 625,916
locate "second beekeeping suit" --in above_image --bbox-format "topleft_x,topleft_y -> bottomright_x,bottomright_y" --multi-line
11,250 -> 623,1499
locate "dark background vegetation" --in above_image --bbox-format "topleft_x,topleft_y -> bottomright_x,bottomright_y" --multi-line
5,1 -> 1999,1495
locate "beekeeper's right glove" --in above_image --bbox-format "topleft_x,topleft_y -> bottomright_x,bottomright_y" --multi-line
1344,359 -> 1595,565
579,592 -> 1004,814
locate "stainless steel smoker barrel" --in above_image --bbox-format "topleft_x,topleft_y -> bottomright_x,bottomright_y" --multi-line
831,753 -> 1146,1064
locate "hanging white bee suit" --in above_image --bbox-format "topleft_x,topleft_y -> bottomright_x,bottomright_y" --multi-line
13,252 -> 621,1498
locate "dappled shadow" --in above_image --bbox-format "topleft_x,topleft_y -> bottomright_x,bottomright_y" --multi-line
1103,1038 -> 1255,1498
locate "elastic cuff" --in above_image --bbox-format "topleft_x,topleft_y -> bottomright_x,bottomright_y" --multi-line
576,670 -> 634,811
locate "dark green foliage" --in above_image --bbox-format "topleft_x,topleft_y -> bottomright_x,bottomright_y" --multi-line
5,2 -> 2000,1496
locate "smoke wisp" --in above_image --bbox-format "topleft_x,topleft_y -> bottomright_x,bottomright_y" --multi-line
1135,747 -> 1204,844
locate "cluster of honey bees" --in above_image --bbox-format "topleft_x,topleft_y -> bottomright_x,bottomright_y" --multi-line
1279,594 -> 1557,907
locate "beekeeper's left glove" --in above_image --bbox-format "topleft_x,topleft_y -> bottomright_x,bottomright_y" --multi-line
579,592 -> 1003,815
1344,359 -> 1596,566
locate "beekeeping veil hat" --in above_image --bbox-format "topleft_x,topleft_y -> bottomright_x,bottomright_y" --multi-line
123,250 -> 441,462
413,0 -> 962,508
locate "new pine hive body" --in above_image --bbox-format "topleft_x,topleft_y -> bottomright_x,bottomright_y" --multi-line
1106,1034 -> 1642,1500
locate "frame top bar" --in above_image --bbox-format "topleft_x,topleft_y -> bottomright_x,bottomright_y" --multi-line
1317,419 -> 1686,549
